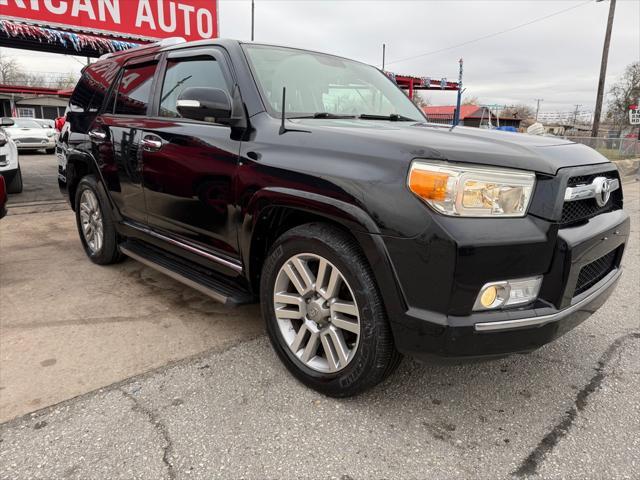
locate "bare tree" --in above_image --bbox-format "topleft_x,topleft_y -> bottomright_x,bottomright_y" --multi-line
411,91 -> 430,109
462,95 -> 480,106
605,61 -> 640,131
0,49 -> 20,84
0,48 -> 78,88
502,104 -> 535,120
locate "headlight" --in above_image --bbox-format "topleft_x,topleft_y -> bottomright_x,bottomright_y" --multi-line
408,161 -> 535,217
47,131 -> 55,137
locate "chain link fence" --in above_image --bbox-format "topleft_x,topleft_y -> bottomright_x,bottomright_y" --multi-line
563,136 -> 640,160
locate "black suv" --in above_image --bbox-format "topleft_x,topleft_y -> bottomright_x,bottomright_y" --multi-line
59,38 -> 630,396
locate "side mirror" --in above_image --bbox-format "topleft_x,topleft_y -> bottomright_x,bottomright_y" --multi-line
1,117 -> 15,127
176,87 -> 232,122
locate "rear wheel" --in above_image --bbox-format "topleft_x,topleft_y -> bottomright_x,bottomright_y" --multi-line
6,167 -> 23,194
261,223 -> 401,397
74,175 -> 123,265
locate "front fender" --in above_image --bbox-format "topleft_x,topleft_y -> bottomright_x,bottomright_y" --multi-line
241,187 -> 408,320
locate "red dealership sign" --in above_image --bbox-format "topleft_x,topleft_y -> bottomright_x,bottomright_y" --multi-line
0,0 -> 218,41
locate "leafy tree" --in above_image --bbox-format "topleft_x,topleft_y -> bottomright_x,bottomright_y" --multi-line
606,61 -> 640,130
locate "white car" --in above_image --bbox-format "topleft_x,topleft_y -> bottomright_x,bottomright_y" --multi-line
33,118 -> 60,142
0,118 -> 22,194
4,117 -> 56,153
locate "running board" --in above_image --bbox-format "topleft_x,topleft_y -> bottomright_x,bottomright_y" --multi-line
119,241 -> 254,306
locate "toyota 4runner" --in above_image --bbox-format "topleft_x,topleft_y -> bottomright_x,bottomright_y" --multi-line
58,38 -> 630,396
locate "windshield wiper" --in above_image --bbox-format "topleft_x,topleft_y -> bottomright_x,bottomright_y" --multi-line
358,113 -> 416,121
288,112 -> 356,119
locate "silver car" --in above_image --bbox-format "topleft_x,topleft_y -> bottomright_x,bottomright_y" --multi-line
4,117 -> 56,153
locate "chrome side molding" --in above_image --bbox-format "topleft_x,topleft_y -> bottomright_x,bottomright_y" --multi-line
564,176 -> 619,207
122,220 -> 243,273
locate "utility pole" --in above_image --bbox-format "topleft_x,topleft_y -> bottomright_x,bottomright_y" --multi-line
534,98 -> 543,121
592,0 -> 617,138
382,44 -> 386,70
251,0 -> 255,41
454,58 -> 464,127
573,104 -> 582,127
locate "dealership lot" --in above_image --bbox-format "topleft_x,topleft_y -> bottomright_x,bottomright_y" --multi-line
1,154 -> 639,479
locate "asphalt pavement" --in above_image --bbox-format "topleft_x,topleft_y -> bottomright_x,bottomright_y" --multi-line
0,154 -> 638,479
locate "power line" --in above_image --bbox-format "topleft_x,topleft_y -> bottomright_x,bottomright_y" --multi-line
386,0 -> 592,65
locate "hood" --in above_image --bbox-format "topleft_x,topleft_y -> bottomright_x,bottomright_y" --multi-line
290,119 -> 609,175
6,127 -> 50,140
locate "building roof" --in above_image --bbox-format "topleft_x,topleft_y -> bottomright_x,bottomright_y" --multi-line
422,105 -> 484,119
0,84 -> 72,98
422,105 -> 525,122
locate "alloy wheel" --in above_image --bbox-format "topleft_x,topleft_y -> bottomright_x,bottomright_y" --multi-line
79,189 -> 104,254
273,253 -> 360,373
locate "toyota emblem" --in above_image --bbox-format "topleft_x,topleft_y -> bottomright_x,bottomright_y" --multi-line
593,177 -> 613,207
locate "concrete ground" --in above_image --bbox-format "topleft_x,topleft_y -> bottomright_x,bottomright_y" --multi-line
1,154 -> 639,479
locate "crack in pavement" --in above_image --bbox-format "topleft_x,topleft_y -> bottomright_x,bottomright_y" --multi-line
121,388 -> 176,480
512,332 -> 640,478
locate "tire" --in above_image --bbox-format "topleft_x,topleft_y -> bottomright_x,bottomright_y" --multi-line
6,167 -> 23,194
261,223 -> 402,397
45,148 -> 55,154
74,175 -> 123,265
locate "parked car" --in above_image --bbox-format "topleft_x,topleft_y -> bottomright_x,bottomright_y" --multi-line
3,117 -> 56,153
0,118 -> 22,194
0,174 -> 7,219
59,39 -> 630,397
33,118 -> 60,142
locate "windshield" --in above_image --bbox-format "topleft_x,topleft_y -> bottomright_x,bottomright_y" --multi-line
11,119 -> 43,128
243,45 -> 425,121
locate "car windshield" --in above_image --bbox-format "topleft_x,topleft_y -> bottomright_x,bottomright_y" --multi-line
11,119 -> 43,128
243,44 -> 425,122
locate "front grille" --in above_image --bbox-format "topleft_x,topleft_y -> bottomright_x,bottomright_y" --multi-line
0,154 -> 6,167
574,249 -> 618,296
15,137 -> 46,143
560,171 -> 622,226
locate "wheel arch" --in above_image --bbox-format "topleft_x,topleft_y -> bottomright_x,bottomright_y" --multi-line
243,187 -> 407,318
65,150 -> 116,219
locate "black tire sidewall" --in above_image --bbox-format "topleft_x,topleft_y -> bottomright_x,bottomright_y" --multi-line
6,167 -> 23,194
74,175 -> 120,265
261,226 -> 392,396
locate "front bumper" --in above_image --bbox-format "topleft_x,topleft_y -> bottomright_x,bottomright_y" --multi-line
382,208 -> 630,359
14,139 -> 55,150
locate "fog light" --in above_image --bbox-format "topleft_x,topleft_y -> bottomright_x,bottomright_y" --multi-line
480,286 -> 498,308
474,276 -> 542,311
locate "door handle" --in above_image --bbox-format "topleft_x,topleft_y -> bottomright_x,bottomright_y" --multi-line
141,134 -> 163,152
88,129 -> 107,141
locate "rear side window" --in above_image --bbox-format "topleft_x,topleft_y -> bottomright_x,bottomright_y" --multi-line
113,63 -> 157,116
69,72 -> 106,113
159,57 -> 228,118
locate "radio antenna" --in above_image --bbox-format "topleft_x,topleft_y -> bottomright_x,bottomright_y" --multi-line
278,87 -> 310,135
279,87 -> 287,135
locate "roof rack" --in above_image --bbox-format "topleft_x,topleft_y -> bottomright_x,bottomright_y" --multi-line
98,37 -> 186,61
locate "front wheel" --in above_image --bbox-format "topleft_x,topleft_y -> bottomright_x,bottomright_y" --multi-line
74,176 -> 123,265
6,167 -> 23,194
261,223 -> 401,397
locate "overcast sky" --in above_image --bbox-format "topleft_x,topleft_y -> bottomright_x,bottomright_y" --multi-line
2,0 -> 639,114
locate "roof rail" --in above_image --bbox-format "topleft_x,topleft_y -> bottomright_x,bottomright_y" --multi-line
98,37 -> 186,61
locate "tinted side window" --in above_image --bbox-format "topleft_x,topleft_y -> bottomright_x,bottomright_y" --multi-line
69,73 -> 98,113
159,57 -> 228,118
114,63 -> 157,116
